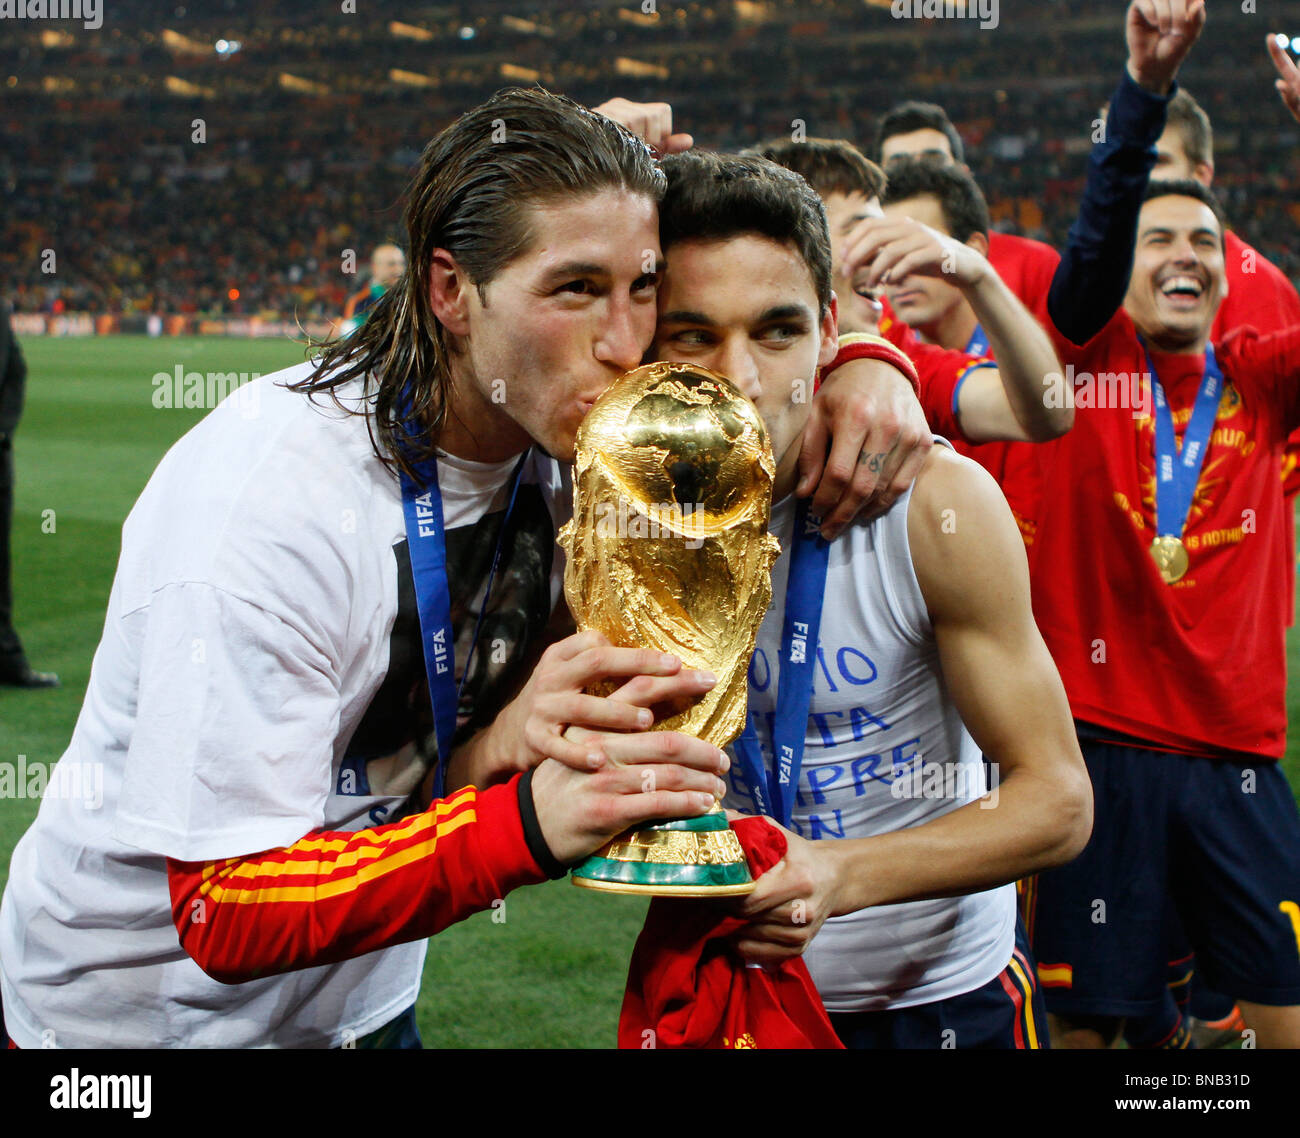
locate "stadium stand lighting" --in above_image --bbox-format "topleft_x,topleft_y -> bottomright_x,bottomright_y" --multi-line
389,69 -> 436,88
502,15 -> 555,37
389,21 -> 434,42
500,62 -> 542,82
615,56 -> 671,79
161,29 -> 208,55
164,76 -> 213,97
278,73 -> 330,95
618,8 -> 660,28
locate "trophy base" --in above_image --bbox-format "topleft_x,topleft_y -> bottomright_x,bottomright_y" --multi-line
570,809 -> 756,897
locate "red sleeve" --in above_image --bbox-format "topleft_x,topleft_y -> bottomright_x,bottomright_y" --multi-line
987,232 -> 1061,317
1214,234 -> 1300,339
879,302 -> 997,443
1217,323 -> 1300,440
166,777 -> 546,984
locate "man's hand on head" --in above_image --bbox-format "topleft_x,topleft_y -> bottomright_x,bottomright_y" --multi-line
799,358 -> 931,539
591,98 -> 694,156
1125,0 -> 1206,95
843,215 -> 988,294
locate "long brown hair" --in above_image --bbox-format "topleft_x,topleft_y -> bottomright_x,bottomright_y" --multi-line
293,87 -> 665,483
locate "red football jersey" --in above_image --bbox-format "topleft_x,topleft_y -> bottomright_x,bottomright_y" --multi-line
878,305 -> 997,444
1215,230 -> 1300,622
987,231 -> 1062,303
1029,313 -> 1300,759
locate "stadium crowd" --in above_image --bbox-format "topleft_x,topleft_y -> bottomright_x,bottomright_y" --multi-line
3,0 -> 1299,318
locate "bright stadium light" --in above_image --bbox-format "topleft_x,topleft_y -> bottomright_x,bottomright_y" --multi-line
1275,33 -> 1290,50
215,39 -> 228,53
458,26 -> 475,40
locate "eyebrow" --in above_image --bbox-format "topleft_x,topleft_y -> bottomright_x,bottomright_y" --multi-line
1141,226 -> 1219,241
659,303 -> 815,326
541,259 -> 665,282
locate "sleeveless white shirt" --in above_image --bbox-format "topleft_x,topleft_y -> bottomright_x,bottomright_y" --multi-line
724,467 -> 1015,1013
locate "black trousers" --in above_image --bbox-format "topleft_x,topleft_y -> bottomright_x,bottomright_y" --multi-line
0,432 -> 25,671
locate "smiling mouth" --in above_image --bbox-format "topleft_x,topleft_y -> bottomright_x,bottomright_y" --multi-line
1158,274 -> 1206,308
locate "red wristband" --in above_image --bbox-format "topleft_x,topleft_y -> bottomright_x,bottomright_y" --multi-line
819,335 -> 920,397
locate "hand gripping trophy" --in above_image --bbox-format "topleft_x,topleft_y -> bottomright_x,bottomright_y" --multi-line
559,362 -> 780,895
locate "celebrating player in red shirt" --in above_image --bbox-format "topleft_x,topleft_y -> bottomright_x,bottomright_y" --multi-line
1025,174 -> 1300,1050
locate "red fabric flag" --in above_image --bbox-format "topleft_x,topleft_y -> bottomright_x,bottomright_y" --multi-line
618,815 -> 844,1049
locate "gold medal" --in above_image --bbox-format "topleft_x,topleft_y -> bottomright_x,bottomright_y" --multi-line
1150,535 -> 1189,584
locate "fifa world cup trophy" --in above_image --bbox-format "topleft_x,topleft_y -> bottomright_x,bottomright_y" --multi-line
560,362 -> 780,895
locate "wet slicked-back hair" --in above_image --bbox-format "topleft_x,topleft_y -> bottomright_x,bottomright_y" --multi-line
881,156 -> 991,243
295,87 -> 665,483
876,101 -> 965,165
659,150 -> 834,313
746,136 -> 887,203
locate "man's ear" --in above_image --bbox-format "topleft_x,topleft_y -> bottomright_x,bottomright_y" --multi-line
428,249 -> 473,336
966,231 -> 990,259
1194,161 -> 1215,188
818,295 -> 840,369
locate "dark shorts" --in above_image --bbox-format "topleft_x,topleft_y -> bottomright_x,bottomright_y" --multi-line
1029,736 -> 1300,1018
829,919 -> 1047,1049
346,1004 -> 422,1050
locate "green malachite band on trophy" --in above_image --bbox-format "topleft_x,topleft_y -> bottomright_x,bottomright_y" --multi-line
571,856 -> 754,892
570,811 -> 755,894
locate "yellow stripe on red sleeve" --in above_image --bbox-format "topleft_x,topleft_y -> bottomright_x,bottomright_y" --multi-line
167,775 -> 545,984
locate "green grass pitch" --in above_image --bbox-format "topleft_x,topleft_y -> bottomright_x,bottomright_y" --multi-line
2,334 -> 1298,1048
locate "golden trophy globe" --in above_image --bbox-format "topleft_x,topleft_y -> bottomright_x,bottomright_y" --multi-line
559,361 -> 780,896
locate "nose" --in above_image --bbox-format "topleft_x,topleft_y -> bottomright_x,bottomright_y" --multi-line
1170,236 -> 1201,267
594,294 -> 650,373
716,337 -> 761,402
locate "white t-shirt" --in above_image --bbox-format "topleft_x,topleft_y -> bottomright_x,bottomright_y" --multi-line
0,364 -> 567,1048
724,477 -> 1015,1013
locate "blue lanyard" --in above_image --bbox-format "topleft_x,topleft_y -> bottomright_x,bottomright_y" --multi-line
1142,340 -> 1223,540
399,446 -> 527,802
732,498 -> 831,828
965,323 -> 990,358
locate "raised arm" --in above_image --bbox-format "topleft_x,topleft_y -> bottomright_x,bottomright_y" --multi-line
843,216 -> 1069,442
1268,33 -> 1300,124
1048,0 -> 1205,345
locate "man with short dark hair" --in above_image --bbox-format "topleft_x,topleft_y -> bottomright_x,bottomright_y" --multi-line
649,148 -> 1091,1049
1026,173 -> 1300,1050
874,97 -> 1061,314
876,100 -> 967,168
